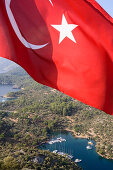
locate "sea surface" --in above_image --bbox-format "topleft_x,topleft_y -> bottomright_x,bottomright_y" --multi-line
0,84 -> 20,102
39,131 -> 113,170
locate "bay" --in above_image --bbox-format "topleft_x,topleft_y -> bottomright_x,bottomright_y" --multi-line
39,131 -> 113,170
0,84 -> 113,170
0,84 -> 20,102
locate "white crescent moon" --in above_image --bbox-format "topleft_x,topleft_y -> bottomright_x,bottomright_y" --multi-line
5,0 -> 48,49
49,0 -> 53,6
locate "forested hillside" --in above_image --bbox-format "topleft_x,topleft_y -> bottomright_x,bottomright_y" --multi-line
0,67 -> 112,169
0,68 -> 81,170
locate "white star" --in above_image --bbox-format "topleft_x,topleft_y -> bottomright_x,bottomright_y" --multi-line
51,14 -> 78,44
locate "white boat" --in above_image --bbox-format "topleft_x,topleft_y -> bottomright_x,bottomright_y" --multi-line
48,140 -> 54,144
57,137 -> 66,142
75,159 -> 82,163
66,154 -> 73,159
86,145 -> 92,150
57,152 -> 65,156
57,152 -> 73,159
53,150 -> 58,153
48,137 -> 66,144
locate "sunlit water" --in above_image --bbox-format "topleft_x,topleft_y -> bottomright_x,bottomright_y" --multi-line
39,131 -> 113,170
0,84 -> 20,102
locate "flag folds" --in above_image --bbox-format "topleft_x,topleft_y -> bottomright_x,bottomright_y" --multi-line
0,0 -> 113,115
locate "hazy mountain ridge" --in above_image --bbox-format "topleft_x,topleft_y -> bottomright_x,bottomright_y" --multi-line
7,67 -> 28,76
0,57 -> 17,73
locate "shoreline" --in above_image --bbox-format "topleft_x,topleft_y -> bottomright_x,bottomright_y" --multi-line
42,129 -> 113,161
64,128 -> 113,160
65,128 -> 89,139
0,84 -> 112,161
40,127 -> 113,160
3,94 -> 15,99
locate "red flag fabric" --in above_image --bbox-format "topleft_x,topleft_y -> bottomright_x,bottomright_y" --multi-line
0,0 -> 113,115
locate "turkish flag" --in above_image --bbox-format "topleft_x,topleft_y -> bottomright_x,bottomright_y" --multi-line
0,0 -> 113,115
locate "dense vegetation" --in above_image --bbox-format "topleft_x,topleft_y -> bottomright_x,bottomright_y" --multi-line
0,68 -> 81,170
0,67 -> 112,169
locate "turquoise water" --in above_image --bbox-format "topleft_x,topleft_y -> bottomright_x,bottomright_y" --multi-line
39,131 -> 113,170
0,84 -> 20,102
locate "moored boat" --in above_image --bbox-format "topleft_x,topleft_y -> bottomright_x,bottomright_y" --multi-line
75,159 -> 82,163
53,150 -> 58,153
88,141 -> 93,145
48,137 -> 66,144
86,145 -> 92,150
